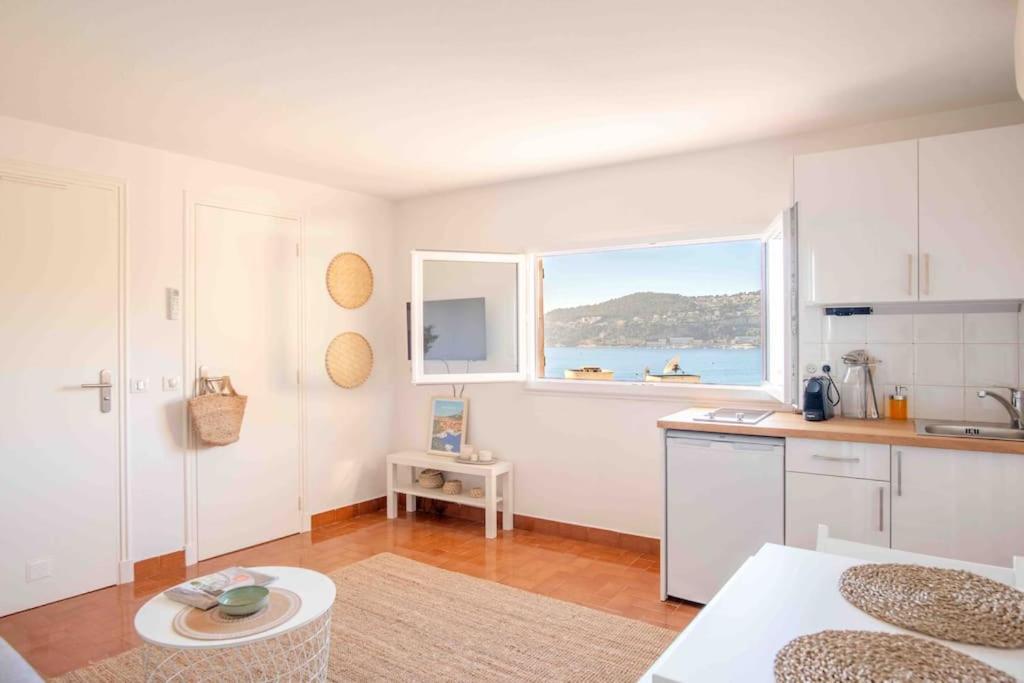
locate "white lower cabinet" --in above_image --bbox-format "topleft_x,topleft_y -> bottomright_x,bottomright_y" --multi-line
786,472 -> 890,550
891,446 -> 1024,567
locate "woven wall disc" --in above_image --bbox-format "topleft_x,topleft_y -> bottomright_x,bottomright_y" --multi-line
839,563 -> 1024,648
774,630 -> 1013,683
326,332 -> 373,388
326,252 -> 373,309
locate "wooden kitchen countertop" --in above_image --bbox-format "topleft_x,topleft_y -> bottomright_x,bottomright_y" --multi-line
657,407 -> 1024,455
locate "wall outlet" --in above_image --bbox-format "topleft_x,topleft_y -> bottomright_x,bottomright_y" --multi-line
130,377 -> 149,393
26,558 -> 52,582
162,376 -> 181,392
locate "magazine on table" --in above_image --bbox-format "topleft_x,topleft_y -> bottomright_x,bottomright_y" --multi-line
164,566 -> 277,610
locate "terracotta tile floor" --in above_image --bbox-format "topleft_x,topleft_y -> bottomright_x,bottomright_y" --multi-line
0,511 -> 698,677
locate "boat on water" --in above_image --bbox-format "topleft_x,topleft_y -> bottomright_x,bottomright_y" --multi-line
563,366 -> 615,381
643,356 -> 701,383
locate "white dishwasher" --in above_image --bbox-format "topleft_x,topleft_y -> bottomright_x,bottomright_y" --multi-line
664,430 -> 784,604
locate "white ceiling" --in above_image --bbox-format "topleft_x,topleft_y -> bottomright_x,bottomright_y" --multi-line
0,1 -> 1017,198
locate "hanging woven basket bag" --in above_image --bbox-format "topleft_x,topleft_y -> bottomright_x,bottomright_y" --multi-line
188,376 -> 248,446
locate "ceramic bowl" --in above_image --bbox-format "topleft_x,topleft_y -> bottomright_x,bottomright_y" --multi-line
217,585 -> 270,617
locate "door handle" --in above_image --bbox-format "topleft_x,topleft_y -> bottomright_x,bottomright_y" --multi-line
906,254 -> 913,296
896,450 -> 902,496
811,454 -> 860,463
922,253 -> 931,296
81,369 -> 112,413
878,486 -> 885,532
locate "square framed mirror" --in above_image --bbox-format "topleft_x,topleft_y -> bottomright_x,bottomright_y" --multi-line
410,250 -> 527,384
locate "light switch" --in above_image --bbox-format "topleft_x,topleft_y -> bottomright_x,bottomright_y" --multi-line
26,558 -> 52,582
131,377 -> 149,393
166,287 -> 181,321
162,376 -> 181,392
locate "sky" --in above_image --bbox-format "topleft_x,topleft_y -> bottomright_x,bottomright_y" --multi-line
543,239 -> 762,312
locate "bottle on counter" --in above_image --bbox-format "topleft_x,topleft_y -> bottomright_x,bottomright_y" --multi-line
888,385 -> 908,420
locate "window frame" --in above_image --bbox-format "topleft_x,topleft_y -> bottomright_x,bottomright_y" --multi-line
410,249 -> 529,385
526,233 -> 788,404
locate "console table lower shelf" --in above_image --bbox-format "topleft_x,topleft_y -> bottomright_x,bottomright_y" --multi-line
385,451 -> 514,538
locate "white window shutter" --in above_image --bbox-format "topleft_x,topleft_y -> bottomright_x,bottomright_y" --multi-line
762,205 -> 799,405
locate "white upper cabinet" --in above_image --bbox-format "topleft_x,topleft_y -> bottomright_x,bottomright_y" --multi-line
919,124 -> 1024,301
796,140 -> 918,305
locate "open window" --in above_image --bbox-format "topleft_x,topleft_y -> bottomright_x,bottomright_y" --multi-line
762,205 -> 799,405
410,250 -> 527,384
411,207 -> 797,400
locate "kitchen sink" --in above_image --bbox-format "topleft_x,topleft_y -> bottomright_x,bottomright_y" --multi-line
914,419 -> 1024,441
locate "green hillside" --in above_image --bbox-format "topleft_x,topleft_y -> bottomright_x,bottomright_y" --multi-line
544,290 -> 761,348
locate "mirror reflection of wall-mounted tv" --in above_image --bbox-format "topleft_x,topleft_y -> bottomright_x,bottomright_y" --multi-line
423,297 -> 486,361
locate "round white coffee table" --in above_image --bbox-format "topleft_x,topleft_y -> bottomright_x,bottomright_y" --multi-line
134,566 -> 335,682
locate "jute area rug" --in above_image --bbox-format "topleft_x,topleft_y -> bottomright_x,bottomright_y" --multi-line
55,552 -> 676,682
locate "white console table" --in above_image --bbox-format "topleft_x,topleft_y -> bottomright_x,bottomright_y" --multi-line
385,451 -> 513,538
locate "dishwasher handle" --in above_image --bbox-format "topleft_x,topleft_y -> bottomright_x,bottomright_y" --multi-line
668,436 -> 783,453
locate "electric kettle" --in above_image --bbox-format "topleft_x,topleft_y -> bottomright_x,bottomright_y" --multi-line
839,350 -> 881,420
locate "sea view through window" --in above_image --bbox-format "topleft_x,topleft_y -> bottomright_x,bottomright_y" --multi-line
541,239 -> 763,385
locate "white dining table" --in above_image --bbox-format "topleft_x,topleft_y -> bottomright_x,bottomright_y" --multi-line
642,543 -> 1022,682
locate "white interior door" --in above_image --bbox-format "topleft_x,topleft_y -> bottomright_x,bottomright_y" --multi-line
194,204 -> 301,560
0,169 -> 121,616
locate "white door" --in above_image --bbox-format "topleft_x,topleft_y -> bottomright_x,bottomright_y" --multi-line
0,169 -> 121,616
892,447 -> 1024,566
795,140 -> 918,304
194,203 -> 301,560
785,472 -> 890,550
919,124 -> 1024,301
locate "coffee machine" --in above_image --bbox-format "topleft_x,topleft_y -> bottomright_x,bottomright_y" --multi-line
803,365 -> 839,421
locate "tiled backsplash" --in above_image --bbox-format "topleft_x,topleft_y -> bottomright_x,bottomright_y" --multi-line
800,311 -> 1024,421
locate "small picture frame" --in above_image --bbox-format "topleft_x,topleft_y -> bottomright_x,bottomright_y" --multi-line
428,397 -> 468,456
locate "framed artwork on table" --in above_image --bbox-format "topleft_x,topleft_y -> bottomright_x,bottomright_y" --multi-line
428,397 -> 468,456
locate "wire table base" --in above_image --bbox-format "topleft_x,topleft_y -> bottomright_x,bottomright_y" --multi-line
142,611 -> 331,682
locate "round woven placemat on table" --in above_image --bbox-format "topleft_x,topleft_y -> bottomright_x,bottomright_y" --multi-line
325,332 -> 374,388
774,630 -> 1014,683
326,252 -> 373,309
839,563 -> 1024,648
172,588 -> 302,641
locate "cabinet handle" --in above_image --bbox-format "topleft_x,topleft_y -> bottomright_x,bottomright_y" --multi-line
906,254 -> 913,296
922,253 -> 931,296
878,486 -> 885,532
896,450 -> 902,496
811,454 -> 860,463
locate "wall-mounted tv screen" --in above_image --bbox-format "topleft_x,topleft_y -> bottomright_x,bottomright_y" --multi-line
423,297 -> 486,361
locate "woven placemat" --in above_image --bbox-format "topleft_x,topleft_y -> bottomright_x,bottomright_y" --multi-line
774,630 -> 1013,682
172,588 -> 301,641
839,563 -> 1024,648
326,252 -> 373,309
325,331 -> 374,388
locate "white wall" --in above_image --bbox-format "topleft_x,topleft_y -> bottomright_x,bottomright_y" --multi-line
393,100 -> 1024,539
0,115 -> 395,563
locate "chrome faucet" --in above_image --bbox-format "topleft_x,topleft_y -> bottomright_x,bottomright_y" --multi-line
976,388 -> 1024,429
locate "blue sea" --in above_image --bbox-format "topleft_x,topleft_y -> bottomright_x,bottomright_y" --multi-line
431,432 -> 462,453
544,346 -> 763,386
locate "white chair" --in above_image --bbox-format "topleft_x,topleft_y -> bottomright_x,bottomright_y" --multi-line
815,524 -> 1023,588
0,637 -> 43,683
